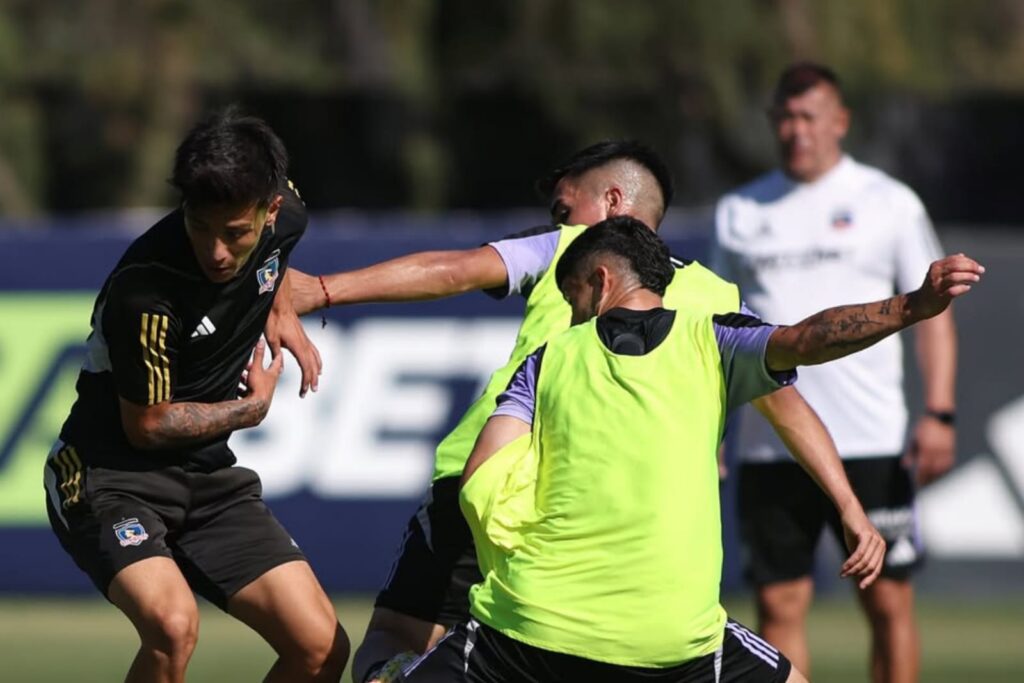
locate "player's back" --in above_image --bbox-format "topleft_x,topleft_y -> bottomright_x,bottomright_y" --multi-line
468,313 -> 729,668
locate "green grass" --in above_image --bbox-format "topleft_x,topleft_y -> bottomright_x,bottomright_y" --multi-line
0,595 -> 1020,682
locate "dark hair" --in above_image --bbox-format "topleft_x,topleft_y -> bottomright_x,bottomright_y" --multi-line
555,216 -> 674,296
536,140 -> 674,209
171,107 -> 288,207
774,62 -> 844,104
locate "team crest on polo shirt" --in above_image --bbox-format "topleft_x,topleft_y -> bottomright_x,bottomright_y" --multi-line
113,518 -> 149,547
831,207 -> 854,229
257,249 -> 281,294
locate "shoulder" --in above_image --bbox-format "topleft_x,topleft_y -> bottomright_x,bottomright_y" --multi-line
715,171 -> 790,237
667,258 -> 740,310
105,212 -> 197,309
844,158 -> 927,214
671,258 -> 734,289
718,170 -> 789,209
494,224 -> 562,242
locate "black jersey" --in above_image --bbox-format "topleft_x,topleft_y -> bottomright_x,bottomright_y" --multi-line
59,184 -> 307,472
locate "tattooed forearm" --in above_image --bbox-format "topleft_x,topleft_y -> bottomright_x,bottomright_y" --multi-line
767,294 -> 916,371
138,397 -> 268,449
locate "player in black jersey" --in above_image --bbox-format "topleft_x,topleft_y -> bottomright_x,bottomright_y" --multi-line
44,109 -> 347,683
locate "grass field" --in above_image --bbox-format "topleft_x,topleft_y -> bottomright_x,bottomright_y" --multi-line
0,595 -> 1021,681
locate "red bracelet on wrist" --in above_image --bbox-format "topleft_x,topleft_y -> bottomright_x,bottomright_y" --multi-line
318,275 -> 331,328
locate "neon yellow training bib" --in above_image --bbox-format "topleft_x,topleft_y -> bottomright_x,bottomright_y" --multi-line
432,224 -> 740,480
467,314 -> 729,666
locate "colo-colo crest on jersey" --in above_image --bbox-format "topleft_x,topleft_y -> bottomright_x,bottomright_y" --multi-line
257,249 -> 281,294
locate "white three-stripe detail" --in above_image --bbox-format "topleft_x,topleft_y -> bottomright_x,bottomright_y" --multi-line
726,622 -> 779,668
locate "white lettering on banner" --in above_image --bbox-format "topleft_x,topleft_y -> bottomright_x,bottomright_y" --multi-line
230,318 -> 520,498
918,396 -> 1024,558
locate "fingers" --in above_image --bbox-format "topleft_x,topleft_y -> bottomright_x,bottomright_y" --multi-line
268,348 -> 285,375
312,343 -> 323,389
252,338 -> 266,366
934,253 -> 985,276
296,341 -> 322,398
298,354 -> 313,398
840,530 -> 886,589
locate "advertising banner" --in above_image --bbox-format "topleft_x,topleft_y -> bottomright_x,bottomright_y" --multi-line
0,217 -> 1020,594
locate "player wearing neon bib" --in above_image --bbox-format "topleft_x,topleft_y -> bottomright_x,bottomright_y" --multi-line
432,222 -> 739,482
288,141 -> 880,683
399,218 -> 982,683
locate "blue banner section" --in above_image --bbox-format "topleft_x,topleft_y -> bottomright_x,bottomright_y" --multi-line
5,217 -> 1022,596
0,214 -> 746,594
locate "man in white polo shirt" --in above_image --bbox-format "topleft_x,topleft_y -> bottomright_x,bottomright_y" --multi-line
711,63 -> 957,683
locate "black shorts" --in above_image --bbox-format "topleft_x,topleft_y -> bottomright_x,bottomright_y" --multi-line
739,456 -> 922,586
44,445 -> 306,610
375,476 -> 483,625
399,618 -> 792,683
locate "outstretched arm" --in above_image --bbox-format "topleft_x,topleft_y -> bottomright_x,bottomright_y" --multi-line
754,387 -> 885,588
766,254 -> 983,372
289,246 -> 510,315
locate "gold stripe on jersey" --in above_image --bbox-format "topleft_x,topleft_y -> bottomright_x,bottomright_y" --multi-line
140,313 -> 171,404
56,447 -> 84,509
65,447 -> 83,507
53,450 -> 71,503
141,313 -> 156,405
148,314 -> 163,402
157,315 -> 171,401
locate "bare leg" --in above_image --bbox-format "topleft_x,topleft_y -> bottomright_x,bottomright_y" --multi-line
856,577 -> 919,683
107,556 -> 200,683
352,607 -> 448,683
785,665 -> 811,683
228,560 -> 349,682
756,576 -> 814,676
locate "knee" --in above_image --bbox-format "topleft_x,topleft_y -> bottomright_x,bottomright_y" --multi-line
861,581 -> 914,626
293,619 -> 350,679
140,606 -> 200,661
758,581 -> 813,625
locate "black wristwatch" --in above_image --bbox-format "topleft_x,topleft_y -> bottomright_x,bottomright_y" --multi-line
925,409 -> 956,426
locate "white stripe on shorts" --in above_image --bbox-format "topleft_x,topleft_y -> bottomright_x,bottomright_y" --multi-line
402,625 -> 458,677
462,619 -> 479,673
725,622 -> 779,668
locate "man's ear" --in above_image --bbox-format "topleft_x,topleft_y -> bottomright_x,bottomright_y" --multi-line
590,264 -> 613,313
264,194 -> 285,230
604,186 -> 625,217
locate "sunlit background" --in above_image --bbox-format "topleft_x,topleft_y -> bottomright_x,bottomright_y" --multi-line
0,2 -> 1021,681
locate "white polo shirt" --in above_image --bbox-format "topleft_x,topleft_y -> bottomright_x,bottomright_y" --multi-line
711,155 -> 943,461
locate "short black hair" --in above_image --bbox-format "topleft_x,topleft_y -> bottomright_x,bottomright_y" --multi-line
171,107 -> 289,207
555,216 -> 675,297
774,62 -> 844,104
536,140 -> 674,209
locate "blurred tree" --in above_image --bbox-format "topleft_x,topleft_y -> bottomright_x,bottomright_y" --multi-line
0,0 -> 1021,218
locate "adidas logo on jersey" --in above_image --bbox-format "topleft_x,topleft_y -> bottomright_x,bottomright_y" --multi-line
191,316 -> 216,338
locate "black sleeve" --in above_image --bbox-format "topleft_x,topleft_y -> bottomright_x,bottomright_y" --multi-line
102,272 -> 182,406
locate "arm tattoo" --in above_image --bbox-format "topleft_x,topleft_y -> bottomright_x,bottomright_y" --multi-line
146,398 -> 268,448
771,294 -> 914,369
